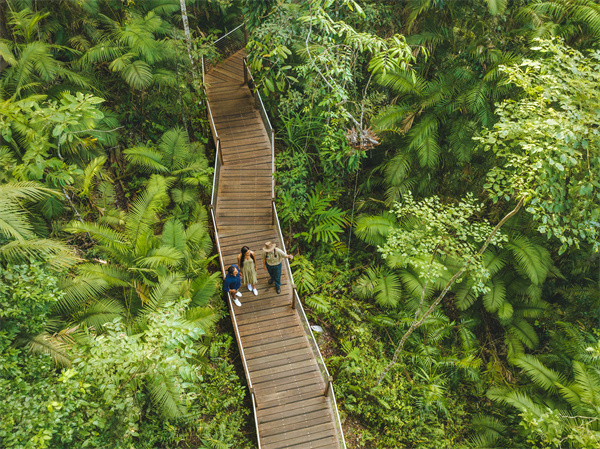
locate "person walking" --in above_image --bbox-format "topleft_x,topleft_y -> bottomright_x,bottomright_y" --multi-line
262,241 -> 293,294
237,246 -> 258,296
222,264 -> 243,307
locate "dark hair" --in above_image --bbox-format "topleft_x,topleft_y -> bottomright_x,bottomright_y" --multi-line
240,246 -> 249,269
227,266 -> 236,275
239,246 -> 256,269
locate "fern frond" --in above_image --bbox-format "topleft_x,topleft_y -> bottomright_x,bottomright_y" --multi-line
148,373 -> 184,418
305,294 -> 330,313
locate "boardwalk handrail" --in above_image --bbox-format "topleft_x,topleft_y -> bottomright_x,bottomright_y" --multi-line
242,44 -> 347,449
209,207 -> 262,449
272,202 -> 347,449
205,35 -> 346,448
204,27 -> 261,448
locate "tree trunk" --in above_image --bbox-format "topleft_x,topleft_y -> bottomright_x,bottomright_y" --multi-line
0,2 -> 8,74
179,0 -> 197,78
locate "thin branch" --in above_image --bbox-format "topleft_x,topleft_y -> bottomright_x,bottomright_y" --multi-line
376,196 -> 525,385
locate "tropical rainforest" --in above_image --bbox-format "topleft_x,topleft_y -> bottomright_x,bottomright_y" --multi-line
0,0 -> 599,448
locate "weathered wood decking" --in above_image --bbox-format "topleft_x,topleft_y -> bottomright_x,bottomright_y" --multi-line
206,50 -> 342,449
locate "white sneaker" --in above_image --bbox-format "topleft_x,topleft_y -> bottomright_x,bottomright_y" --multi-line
234,298 -> 242,307
253,288 -> 258,296
247,284 -> 252,291
235,291 -> 242,297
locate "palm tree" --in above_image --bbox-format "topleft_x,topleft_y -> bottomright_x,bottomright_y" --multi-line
369,0 -> 524,203
518,0 -> 600,48
123,127 -> 211,213
0,181 -> 75,269
475,322 -> 600,448
0,8 -> 90,99
62,174 -> 216,328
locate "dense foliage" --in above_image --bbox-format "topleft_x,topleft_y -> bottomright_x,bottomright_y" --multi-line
1,0 -> 599,448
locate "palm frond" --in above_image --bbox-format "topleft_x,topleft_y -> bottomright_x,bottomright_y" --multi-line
125,175 -> 168,247
121,59 -> 153,90
142,273 -> 184,314
354,211 -> 396,246
573,360 -> 600,408
26,331 -> 72,367
123,146 -> 168,173
487,387 -> 543,417
469,413 -> 506,448
137,246 -> 185,269
305,294 -> 330,313
66,221 -> 127,249
171,187 -> 197,206
161,218 -> 186,251
384,152 -> 412,187
57,275 -> 107,314
81,156 -> 108,197
507,317 -> 539,349
190,272 -> 221,307
355,266 -> 402,308
184,306 -> 220,332
506,235 -> 552,286
73,298 -> 125,329
511,354 -> 565,394
0,238 -> 77,269
482,276 -> 506,313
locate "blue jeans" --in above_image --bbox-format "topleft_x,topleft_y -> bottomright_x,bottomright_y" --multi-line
266,262 -> 282,289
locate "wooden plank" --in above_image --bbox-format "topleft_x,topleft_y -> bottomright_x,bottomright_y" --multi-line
258,399 -> 329,423
243,337 -> 308,360
250,363 -> 323,384
258,395 -> 330,416
241,327 -> 305,347
246,348 -> 313,371
282,435 -> 339,449
261,422 -> 334,446
261,411 -> 333,437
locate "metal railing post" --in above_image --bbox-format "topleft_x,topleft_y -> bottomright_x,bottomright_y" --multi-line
324,376 -> 333,397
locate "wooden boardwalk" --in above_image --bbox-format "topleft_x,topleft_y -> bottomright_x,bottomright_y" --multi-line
206,50 -> 343,449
